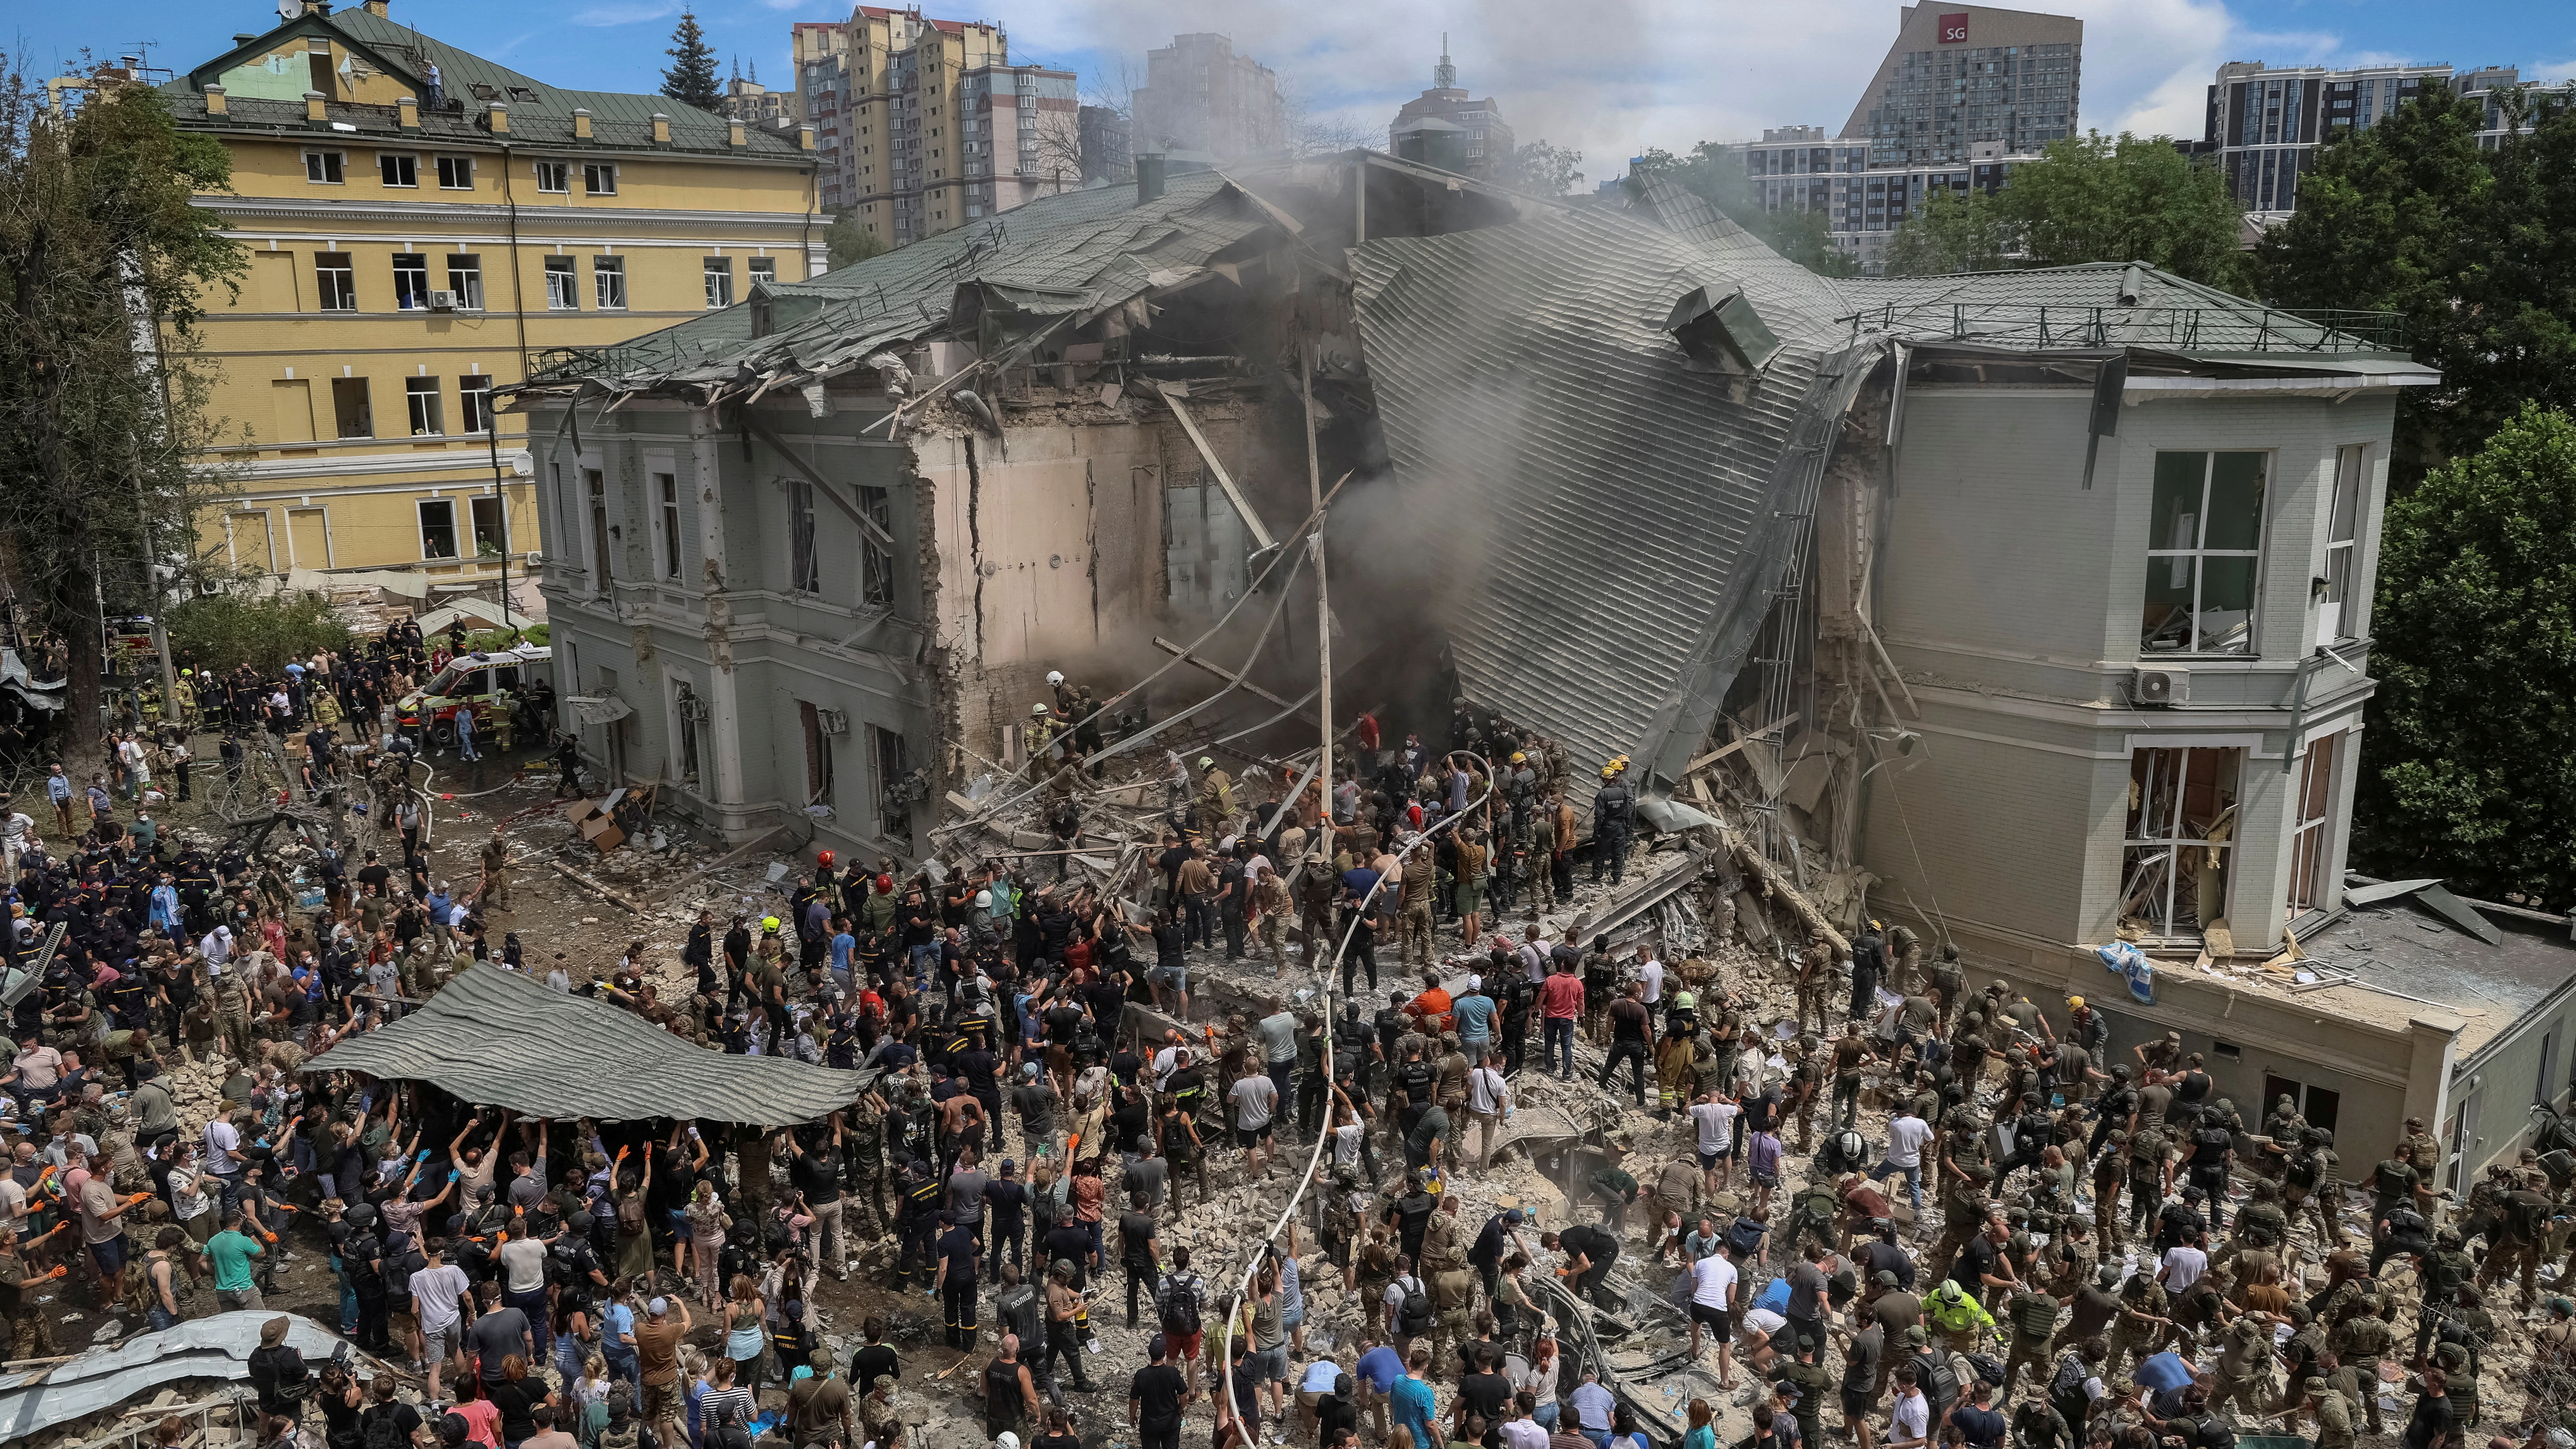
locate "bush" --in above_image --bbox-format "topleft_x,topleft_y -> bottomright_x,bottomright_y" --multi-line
167,592 -> 353,674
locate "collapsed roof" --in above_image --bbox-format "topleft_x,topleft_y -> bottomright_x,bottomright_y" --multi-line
304,964 -> 865,1124
514,151 -> 2413,814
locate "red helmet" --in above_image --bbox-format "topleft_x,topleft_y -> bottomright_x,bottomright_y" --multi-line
877,873 -> 895,893
817,850 -> 836,868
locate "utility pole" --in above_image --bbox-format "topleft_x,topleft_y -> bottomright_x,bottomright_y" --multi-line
1305,335 -> 1329,829
486,412 -> 513,635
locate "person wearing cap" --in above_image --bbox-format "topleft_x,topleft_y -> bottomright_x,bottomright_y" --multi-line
1192,756 -> 1235,838
633,1293 -> 692,1449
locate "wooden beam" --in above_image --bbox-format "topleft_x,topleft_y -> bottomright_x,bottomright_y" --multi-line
747,416 -> 897,548
1687,713 -> 1798,775
1150,635 -> 1315,720
1717,821 -> 1848,956
1156,386 -> 1277,550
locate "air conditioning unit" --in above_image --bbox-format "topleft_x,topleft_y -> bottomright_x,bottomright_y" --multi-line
2131,665 -> 2190,706
815,707 -> 851,735
428,290 -> 459,312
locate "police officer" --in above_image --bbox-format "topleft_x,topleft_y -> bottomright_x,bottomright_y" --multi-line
1590,766 -> 1633,886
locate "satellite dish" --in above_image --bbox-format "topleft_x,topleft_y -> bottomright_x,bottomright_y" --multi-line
278,0 -> 301,20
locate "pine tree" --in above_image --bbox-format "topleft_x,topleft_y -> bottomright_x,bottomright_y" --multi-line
660,11 -> 722,112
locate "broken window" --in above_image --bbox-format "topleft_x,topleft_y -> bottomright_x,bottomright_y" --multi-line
544,256 -> 578,310
419,498 -> 459,559
788,479 -> 820,592
2286,730 -> 2341,919
871,723 -> 910,844
654,472 -> 683,580
2320,444 -> 2363,644
674,683 -> 702,784
2143,450 -> 2265,654
859,483 -> 896,607
799,700 -> 835,806
586,467 -> 613,589
2120,744 -> 2241,938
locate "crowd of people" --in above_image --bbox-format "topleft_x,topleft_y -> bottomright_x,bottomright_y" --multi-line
3,657 -> 2575,1449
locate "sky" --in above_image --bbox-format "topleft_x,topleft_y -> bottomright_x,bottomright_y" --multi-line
16,0 -> 2574,188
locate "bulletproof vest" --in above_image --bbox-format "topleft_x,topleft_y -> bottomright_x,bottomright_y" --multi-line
994,1282 -> 1045,1356
2372,1160 -> 2414,1198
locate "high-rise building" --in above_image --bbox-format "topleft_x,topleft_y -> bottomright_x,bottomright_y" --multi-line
1079,103 -> 1133,182
156,0 -> 817,589
795,8 -> 1077,247
718,74 -> 800,127
1727,4 -> 2081,273
1389,36 -> 1515,178
1129,33 -> 1284,161
2205,61 -> 2569,219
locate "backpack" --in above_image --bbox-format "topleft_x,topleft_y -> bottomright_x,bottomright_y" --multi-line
2048,1351 -> 2090,1421
2189,1414 -> 2236,1449
1396,1275 -> 1433,1336
363,1407 -> 409,1449
1726,1217 -> 1767,1258
2190,1127 -> 2233,1163
1157,1275 -> 1203,1337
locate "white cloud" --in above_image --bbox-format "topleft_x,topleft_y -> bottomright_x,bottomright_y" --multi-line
570,0 -> 679,28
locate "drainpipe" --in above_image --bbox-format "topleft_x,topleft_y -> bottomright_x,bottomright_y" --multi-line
2282,635 -> 2369,772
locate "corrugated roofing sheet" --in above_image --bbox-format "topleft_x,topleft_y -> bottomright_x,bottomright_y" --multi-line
1351,204 -> 1868,810
304,966 -> 860,1124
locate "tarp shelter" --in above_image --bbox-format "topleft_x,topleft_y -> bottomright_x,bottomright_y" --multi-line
303,964 -> 863,1125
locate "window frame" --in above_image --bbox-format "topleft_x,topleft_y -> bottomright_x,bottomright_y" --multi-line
2118,744 -> 2244,939
2321,443 -> 2365,645
534,160 -> 570,194
542,255 -> 579,311
703,255 -> 735,309
459,376 -> 492,436
391,252 -> 431,310
654,471 -> 683,580
585,466 -> 614,591
747,256 -> 778,288
436,155 -> 475,190
304,149 -> 346,185
799,701 -> 836,807
2142,449 -> 2269,657
378,152 -> 419,188
470,495 -> 508,558
593,256 -> 627,310
418,498 -> 461,560
313,252 -> 358,311
787,478 -> 820,592
858,483 -> 896,607
445,254 -> 483,310
403,377 -> 443,437
583,162 -> 618,196
2285,730 -> 2342,920
869,723 -> 911,844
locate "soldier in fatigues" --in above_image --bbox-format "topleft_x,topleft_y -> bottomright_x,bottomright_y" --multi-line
1398,858 -> 1437,971
2104,1273 -> 2170,1384
1928,945 -> 1966,1037
1998,1284 -> 2061,1399
2399,1117 -> 2443,1223
844,1091 -> 889,1231
2300,1376 -> 2356,1449
2412,1227 -> 2476,1364
2208,1309 -> 2276,1420
479,828 -> 513,913
0,1228 -> 63,1361
2283,1128 -> 2345,1249
211,962 -> 256,1066
2327,1301 -> 2395,1434
1795,936 -> 1833,1038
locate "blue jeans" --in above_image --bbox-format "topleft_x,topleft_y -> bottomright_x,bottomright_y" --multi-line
1534,1404 -> 1561,1430
907,942 -> 939,987
1544,1018 -> 1577,1077
1871,1159 -> 1923,1214
330,1255 -> 358,1332
604,1343 -> 640,1390
148,1305 -> 179,1332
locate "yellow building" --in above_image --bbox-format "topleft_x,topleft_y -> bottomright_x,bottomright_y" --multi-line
166,0 -> 821,590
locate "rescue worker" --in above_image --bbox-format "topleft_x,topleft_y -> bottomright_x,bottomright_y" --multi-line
1591,765 -> 1633,885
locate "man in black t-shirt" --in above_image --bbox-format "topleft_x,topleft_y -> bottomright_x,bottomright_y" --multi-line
1119,1190 -> 1161,1328
1129,1335 -> 1193,1449
1546,1225 -> 1620,1309
933,1211 -> 980,1349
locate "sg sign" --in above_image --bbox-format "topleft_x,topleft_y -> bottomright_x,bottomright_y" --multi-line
1938,11 -> 1969,43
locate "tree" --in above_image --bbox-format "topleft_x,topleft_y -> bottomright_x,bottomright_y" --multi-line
1881,131 -> 2245,286
1497,140 -> 1585,197
0,60 -> 242,755
824,210 -> 886,271
2351,404 -> 2576,908
660,11 -> 722,114
1882,189 -> 2009,275
2258,86 -> 2576,484
1629,142 -> 1858,276
165,591 -> 353,675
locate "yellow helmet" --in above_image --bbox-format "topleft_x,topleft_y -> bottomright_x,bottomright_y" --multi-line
761,916 -> 781,932
1510,752 -> 1527,763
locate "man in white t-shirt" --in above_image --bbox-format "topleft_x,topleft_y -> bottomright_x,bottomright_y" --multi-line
1638,954 -> 1665,1022
1229,1072 -> 1279,1178
1874,1105 -> 1935,1214
0,803 -> 33,885
2158,1235 -> 2208,1296
1466,1055 -> 1512,1173
1687,1249 -> 1740,1382
1888,1366 -> 1932,1449
1689,1090 -> 1742,1198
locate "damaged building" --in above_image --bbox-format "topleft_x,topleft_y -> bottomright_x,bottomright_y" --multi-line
508,150 -> 2572,1181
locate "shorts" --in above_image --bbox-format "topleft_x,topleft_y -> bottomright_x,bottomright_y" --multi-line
1166,1329 -> 1204,1360
667,1208 -> 693,1242
644,1378 -> 682,1423
424,1318 -> 465,1364
88,1235 -> 129,1274
1236,1124 -> 1273,1148
1151,965 -> 1189,993
1842,1388 -> 1873,1419
1698,1149 -> 1722,1169
1258,1344 -> 1291,1382
1752,1168 -> 1779,1188
1688,1302 -> 1732,1336
1456,881 -> 1485,915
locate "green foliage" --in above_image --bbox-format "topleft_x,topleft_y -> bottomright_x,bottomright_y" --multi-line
0,61 -> 246,750
1630,143 -> 1859,277
2257,86 -> 2576,483
825,210 -> 887,271
2352,405 -> 2576,907
1883,131 -> 2245,286
659,12 -> 723,113
458,623 -> 546,651
167,592 -> 354,674
1497,140 -> 1586,197
1882,189 -> 2010,275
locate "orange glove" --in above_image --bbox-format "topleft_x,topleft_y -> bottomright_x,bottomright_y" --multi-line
616,1146 -> 631,1161
46,1265 -> 68,1279
262,1231 -> 279,1243
32,1165 -> 56,1184
126,1192 -> 152,1204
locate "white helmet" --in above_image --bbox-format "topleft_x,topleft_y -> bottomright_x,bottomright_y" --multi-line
975,889 -> 993,911
1031,701 -> 1051,717
1045,670 -> 1064,687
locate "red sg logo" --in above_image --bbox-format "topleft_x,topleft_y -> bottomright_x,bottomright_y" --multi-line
1938,12 -> 1969,43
